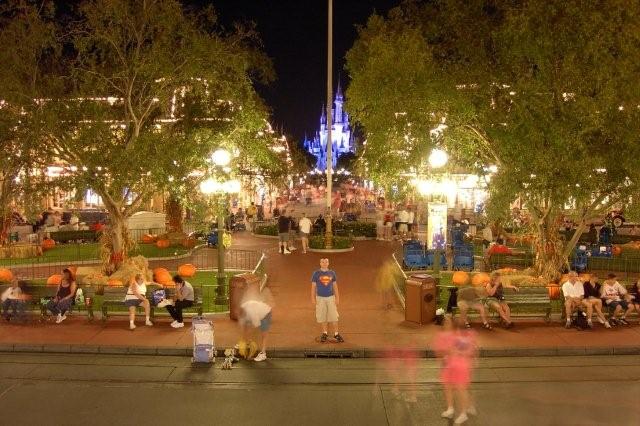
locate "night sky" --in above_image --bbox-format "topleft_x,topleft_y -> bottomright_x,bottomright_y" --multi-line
193,0 -> 401,144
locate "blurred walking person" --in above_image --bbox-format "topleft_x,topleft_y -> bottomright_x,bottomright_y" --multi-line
374,260 -> 397,310
240,278 -> 274,362
435,315 -> 478,424
298,212 -> 312,254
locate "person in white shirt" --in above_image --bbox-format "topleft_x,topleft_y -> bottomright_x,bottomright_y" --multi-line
561,271 -> 586,329
600,273 -> 634,326
298,212 -> 312,254
398,207 -> 409,237
407,207 -> 415,236
1,279 -> 26,321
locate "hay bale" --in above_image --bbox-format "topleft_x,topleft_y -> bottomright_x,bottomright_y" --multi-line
108,255 -> 153,285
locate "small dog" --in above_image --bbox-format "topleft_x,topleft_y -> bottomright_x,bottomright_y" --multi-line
221,348 -> 235,370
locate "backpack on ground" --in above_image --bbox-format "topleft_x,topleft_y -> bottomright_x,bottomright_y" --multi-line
572,310 -> 589,330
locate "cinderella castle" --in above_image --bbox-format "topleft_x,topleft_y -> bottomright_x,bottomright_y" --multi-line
302,84 -> 355,170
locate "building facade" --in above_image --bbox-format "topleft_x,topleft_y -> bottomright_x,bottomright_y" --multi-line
302,84 -> 354,170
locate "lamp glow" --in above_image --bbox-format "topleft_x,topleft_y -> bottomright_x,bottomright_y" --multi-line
199,178 -> 219,194
428,149 -> 448,169
223,179 -> 242,194
211,148 -> 231,167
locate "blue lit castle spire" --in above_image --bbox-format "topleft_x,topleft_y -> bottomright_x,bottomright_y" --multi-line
302,82 -> 354,170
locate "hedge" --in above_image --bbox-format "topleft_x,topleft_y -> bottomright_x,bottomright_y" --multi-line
254,224 -> 278,236
332,221 -> 376,238
309,235 -> 353,250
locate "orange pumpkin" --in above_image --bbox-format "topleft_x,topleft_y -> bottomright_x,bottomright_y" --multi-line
178,263 -> 196,278
142,234 -> 157,244
47,274 -> 62,286
107,278 -> 123,287
471,272 -> 490,287
0,268 -> 13,283
547,283 -> 561,300
156,239 -> 170,249
612,245 -> 622,256
182,238 -> 197,249
452,271 -> 470,286
42,238 -> 56,251
153,267 -> 173,285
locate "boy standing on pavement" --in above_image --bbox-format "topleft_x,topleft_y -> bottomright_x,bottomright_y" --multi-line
311,258 -> 344,342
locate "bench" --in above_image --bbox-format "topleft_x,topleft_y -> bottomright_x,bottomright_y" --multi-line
488,253 -> 534,270
0,283 -> 93,321
101,284 -> 204,323
443,285 -> 552,322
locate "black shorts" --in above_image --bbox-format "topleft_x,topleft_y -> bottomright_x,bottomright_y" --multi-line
606,300 -> 629,311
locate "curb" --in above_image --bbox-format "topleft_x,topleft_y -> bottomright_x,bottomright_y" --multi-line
2,344 -> 637,358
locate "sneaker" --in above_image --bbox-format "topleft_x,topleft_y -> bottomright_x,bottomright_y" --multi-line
597,317 -> 605,325
171,321 -> 184,328
565,321 -> 572,329
334,333 -> 345,343
483,322 -> 492,330
130,323 -> 136,330
609,318 -> 619,326
320,333 -> 328,343
619,318 -> 630,326
441,408 -> 455,419
454,412 -> 468,424
56,314 -> 67,324
604,321 -> 612,329
465,322 -> 471,329
254,351 -> 267,362
145,319 -> 153,326
283,249 -> 292,254
170,320 -> 178,327
587,321 -> 593,329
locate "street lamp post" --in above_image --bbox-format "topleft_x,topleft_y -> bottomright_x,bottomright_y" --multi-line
324,0 -> 334,249
200,148 -> 240,306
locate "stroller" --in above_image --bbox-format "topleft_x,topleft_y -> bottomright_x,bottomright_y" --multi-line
191,316 -> 216,364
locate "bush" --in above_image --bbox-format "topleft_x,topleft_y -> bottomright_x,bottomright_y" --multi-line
254,224 -> 278,236
309,235 -> 353,250
325,221 -> 376,238
50,230 -> 99,243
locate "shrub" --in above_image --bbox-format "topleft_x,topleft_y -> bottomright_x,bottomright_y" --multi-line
309,235 -> 353,250
254,224 -> 278,236
329,221 -> 377,238
50,230 -> 99,243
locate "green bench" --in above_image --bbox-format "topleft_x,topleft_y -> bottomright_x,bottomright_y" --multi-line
0,283 -> 94,321
488,253 -> 534,270
443,285 -> 552,322
101,284 -> 204,323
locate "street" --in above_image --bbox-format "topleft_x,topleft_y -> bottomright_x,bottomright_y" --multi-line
0,353 -> 638,425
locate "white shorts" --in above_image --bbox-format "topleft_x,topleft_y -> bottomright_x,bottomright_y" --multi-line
316,295 -> 339,323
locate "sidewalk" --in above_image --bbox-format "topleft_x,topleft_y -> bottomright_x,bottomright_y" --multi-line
1,235 -> 640,357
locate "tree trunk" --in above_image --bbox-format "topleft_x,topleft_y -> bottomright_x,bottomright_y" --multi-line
533,212 -> 567,282
100,202 -> 131,271
166,195 -> 184,233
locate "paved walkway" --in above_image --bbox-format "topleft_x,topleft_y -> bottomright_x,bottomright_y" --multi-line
1,233 -> 640,356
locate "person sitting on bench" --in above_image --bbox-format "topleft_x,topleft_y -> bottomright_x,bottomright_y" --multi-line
601,273 -> 634,326
484,272 -> 518,329
561,271 -> 586,329
456,286 -> 492,330
165,275 -> 194,329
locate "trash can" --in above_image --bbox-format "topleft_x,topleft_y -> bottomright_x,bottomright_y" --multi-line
229,273 -> 261,320
405,273 -> 437,325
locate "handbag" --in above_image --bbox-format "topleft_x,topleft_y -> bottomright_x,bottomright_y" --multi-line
151,289 -> 166,306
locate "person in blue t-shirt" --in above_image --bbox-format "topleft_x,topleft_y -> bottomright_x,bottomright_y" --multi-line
311,258 -> 344,343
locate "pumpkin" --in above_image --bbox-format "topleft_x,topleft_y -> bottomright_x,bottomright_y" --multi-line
452,271 -> 470,286
107,278 -> 123,287
178,263 -> 196,278
156,239 -> 171,249
42,238 -> 56,251
0,268 -> 14,283
612,245 -> 622,256
47,274 -> 62,286
471,272 -> 490,287
153,267 -> 173,285
182,238 -> 197,249
142,234 -> 157,244
547,284 -> 561,300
